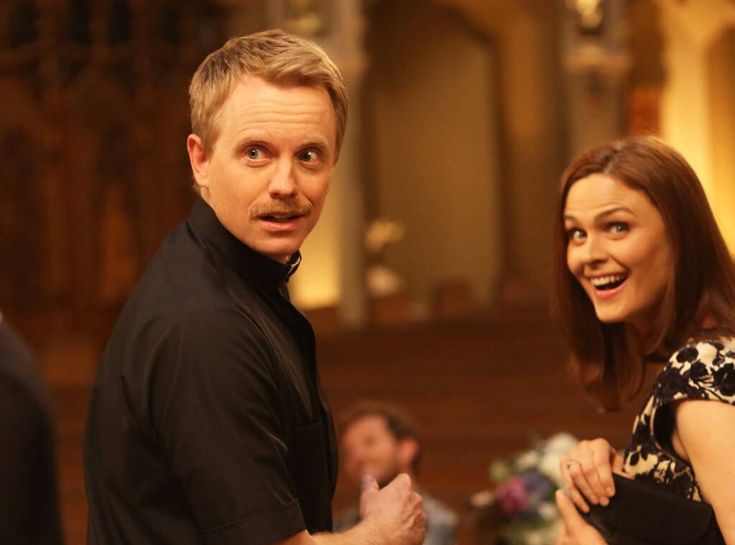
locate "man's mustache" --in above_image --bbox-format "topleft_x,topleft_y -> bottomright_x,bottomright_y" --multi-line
250,200 -> 312,218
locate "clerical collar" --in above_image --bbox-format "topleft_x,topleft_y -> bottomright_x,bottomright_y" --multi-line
187,198 -> 300,290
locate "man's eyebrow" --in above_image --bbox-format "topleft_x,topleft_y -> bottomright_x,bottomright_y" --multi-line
233,132 -> 331,150
299,135 -> 330,149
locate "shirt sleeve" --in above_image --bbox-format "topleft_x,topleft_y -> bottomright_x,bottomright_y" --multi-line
137,305 -> 306,545
655,340 -> 735,407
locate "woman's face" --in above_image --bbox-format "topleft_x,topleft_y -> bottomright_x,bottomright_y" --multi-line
563,174 -> 673,335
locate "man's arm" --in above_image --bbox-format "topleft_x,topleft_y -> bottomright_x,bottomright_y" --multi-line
277,474 -> 425,545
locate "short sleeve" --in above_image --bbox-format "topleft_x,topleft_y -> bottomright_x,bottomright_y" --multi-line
654,340 -> 735,408
137,306 -> 305,545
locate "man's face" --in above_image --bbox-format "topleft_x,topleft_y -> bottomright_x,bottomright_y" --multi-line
341,415 -> 416,487
188,75 -> 337,263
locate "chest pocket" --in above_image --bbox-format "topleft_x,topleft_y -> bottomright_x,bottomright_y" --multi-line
288,420 -> 331,532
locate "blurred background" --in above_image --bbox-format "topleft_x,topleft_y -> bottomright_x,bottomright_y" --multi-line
1,0 -> 735,543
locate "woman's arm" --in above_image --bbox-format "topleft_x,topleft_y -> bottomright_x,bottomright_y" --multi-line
675,399 -> 735,543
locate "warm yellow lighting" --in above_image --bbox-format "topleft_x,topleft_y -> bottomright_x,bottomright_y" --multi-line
657,0 -> 735,255
288,185 -> 341,310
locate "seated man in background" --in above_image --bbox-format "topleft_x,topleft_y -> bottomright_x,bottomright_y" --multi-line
336,401 -> 457,545
0,312 -> 64,545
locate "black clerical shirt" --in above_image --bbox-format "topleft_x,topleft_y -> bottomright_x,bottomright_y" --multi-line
84,199 -> 337,545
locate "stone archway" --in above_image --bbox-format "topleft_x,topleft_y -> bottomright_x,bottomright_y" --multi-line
363,0 -> 503,315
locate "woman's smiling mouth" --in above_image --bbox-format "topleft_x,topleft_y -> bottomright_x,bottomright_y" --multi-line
589,273 -> 628,292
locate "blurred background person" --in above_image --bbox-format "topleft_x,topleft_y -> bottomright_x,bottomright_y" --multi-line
336,401 -> 457,545
0,312 -> 64,545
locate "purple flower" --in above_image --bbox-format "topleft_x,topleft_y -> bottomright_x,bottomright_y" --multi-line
495,477 -> 528,517
520,470 -> 554,500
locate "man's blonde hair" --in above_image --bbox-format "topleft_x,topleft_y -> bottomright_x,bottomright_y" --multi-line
189,28 -> 348,156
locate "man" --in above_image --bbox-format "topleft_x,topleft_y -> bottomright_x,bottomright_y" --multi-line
84,30 -> 424,545
0,313 -> 64,545
336,402 -> 457,545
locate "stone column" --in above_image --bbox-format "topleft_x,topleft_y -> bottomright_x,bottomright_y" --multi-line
653,0 -> 735,253
318,0 -> 370,328
561,0 -> 631,158
653,0 -> 735,192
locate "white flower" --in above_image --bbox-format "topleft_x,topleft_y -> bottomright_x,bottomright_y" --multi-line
538,501 -> 559,521
525,531 -> 545,545
544,432 -> 579,456
538,452 -> 563,485
516,450 -> 540,471
537,433 -> 578,485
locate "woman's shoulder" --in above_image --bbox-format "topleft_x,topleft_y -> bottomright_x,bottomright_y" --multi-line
657,336 -> 735,403
669,336 -> 735,368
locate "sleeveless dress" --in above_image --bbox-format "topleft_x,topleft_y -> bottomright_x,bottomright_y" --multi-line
623,336 -> 735,501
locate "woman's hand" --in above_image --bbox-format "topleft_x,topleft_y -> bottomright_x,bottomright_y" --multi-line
555,489 -> 607,545
559,437 -> 624,512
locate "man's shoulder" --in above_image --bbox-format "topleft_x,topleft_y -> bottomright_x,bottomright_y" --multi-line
105,221 -> 269,370
119,221 -> 238,326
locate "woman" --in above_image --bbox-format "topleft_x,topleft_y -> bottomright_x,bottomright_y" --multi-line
550,136 -> 735,544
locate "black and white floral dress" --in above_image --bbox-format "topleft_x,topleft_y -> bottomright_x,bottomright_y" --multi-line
623,336 -> 735,501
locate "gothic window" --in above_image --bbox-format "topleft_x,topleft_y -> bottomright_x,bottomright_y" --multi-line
0,127 -> 46,307
0,0 -> 224,318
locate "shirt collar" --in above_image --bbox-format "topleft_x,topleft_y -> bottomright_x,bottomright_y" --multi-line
187,198 -> 300,290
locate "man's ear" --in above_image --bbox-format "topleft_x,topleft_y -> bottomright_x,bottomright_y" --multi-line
397,437 -> 420,471
186,134 -> 210,193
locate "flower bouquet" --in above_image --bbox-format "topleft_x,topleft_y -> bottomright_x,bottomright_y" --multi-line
475,433 -> 579,545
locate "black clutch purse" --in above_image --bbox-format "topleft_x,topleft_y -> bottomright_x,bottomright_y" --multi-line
581,474 -> 725,545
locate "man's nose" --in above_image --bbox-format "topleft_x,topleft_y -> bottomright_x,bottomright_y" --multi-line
268,158 -> 298,199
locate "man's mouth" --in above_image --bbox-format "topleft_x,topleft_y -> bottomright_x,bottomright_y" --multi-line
260,213 -> 303,223
589,273 -> 628,291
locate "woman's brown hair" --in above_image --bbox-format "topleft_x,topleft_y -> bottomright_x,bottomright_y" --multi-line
552,135 -> 735,410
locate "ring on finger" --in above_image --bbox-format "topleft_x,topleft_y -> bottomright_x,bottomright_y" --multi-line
566,459 -> 582,471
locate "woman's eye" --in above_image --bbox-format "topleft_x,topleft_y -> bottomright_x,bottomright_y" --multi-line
608,222 -> 629,235
566,228 -> 585,242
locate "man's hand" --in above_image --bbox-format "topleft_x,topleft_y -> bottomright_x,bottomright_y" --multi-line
359,473 -> 425,545
291,474 -> 425,545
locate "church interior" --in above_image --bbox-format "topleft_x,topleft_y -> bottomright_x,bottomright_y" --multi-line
1,0 -> 735,543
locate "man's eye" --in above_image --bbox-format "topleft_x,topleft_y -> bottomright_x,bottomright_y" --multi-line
246,147 -> 262,159
298,149 -> 319,163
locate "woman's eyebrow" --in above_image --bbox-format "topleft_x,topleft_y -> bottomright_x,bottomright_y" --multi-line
563,205 -> 633,223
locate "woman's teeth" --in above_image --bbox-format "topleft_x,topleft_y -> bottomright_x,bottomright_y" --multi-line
590,274 -> 627,290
